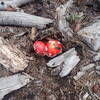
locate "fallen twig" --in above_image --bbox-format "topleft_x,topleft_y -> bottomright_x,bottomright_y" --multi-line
74,64 -> 95,80
86,86 -> 97,100
14,32 -> 28,38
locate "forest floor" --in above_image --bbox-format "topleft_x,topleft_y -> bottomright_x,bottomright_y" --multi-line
1,0 -> 100,100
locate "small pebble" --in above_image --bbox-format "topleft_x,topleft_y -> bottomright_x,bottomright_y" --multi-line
47,94 -> 56,100
92,84 -> 100,93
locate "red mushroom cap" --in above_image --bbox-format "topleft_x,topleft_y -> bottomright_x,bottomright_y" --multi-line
46,40 -> 62,57
33,41 -> 46,56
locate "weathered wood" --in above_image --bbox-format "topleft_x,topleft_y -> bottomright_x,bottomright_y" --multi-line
96,66 -> 100,76
77,20 -> 100,51
0,37 -> 28,72
0,0 -> 33,11
0,73 -> 32,100
0,11 -> 53,29
93,51 -> 100,61
56,0 -> 74,37
59,48 -> 80,77
47,48 -> 80,77
74,64 -> 95,80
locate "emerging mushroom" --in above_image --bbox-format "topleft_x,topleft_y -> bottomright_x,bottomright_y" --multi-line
33,41 -> 46,56
46,40 -> 62,57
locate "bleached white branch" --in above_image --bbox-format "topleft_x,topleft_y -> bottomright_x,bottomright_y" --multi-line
0,11 -> 53,29
56,0 -> 74,37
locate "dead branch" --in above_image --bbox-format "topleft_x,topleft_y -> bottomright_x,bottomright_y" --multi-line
0,37 -> 28,72
56,0 -> 74,37
0,11 -> 53,29
0,0 -> 33,11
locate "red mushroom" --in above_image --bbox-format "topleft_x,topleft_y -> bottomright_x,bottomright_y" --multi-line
46,40 -> 62,57
33,41 -> 46,56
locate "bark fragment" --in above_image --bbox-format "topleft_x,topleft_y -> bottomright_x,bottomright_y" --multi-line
0,37 -> 28,72
0,73 -> 32,100
78,20 -> 100,51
